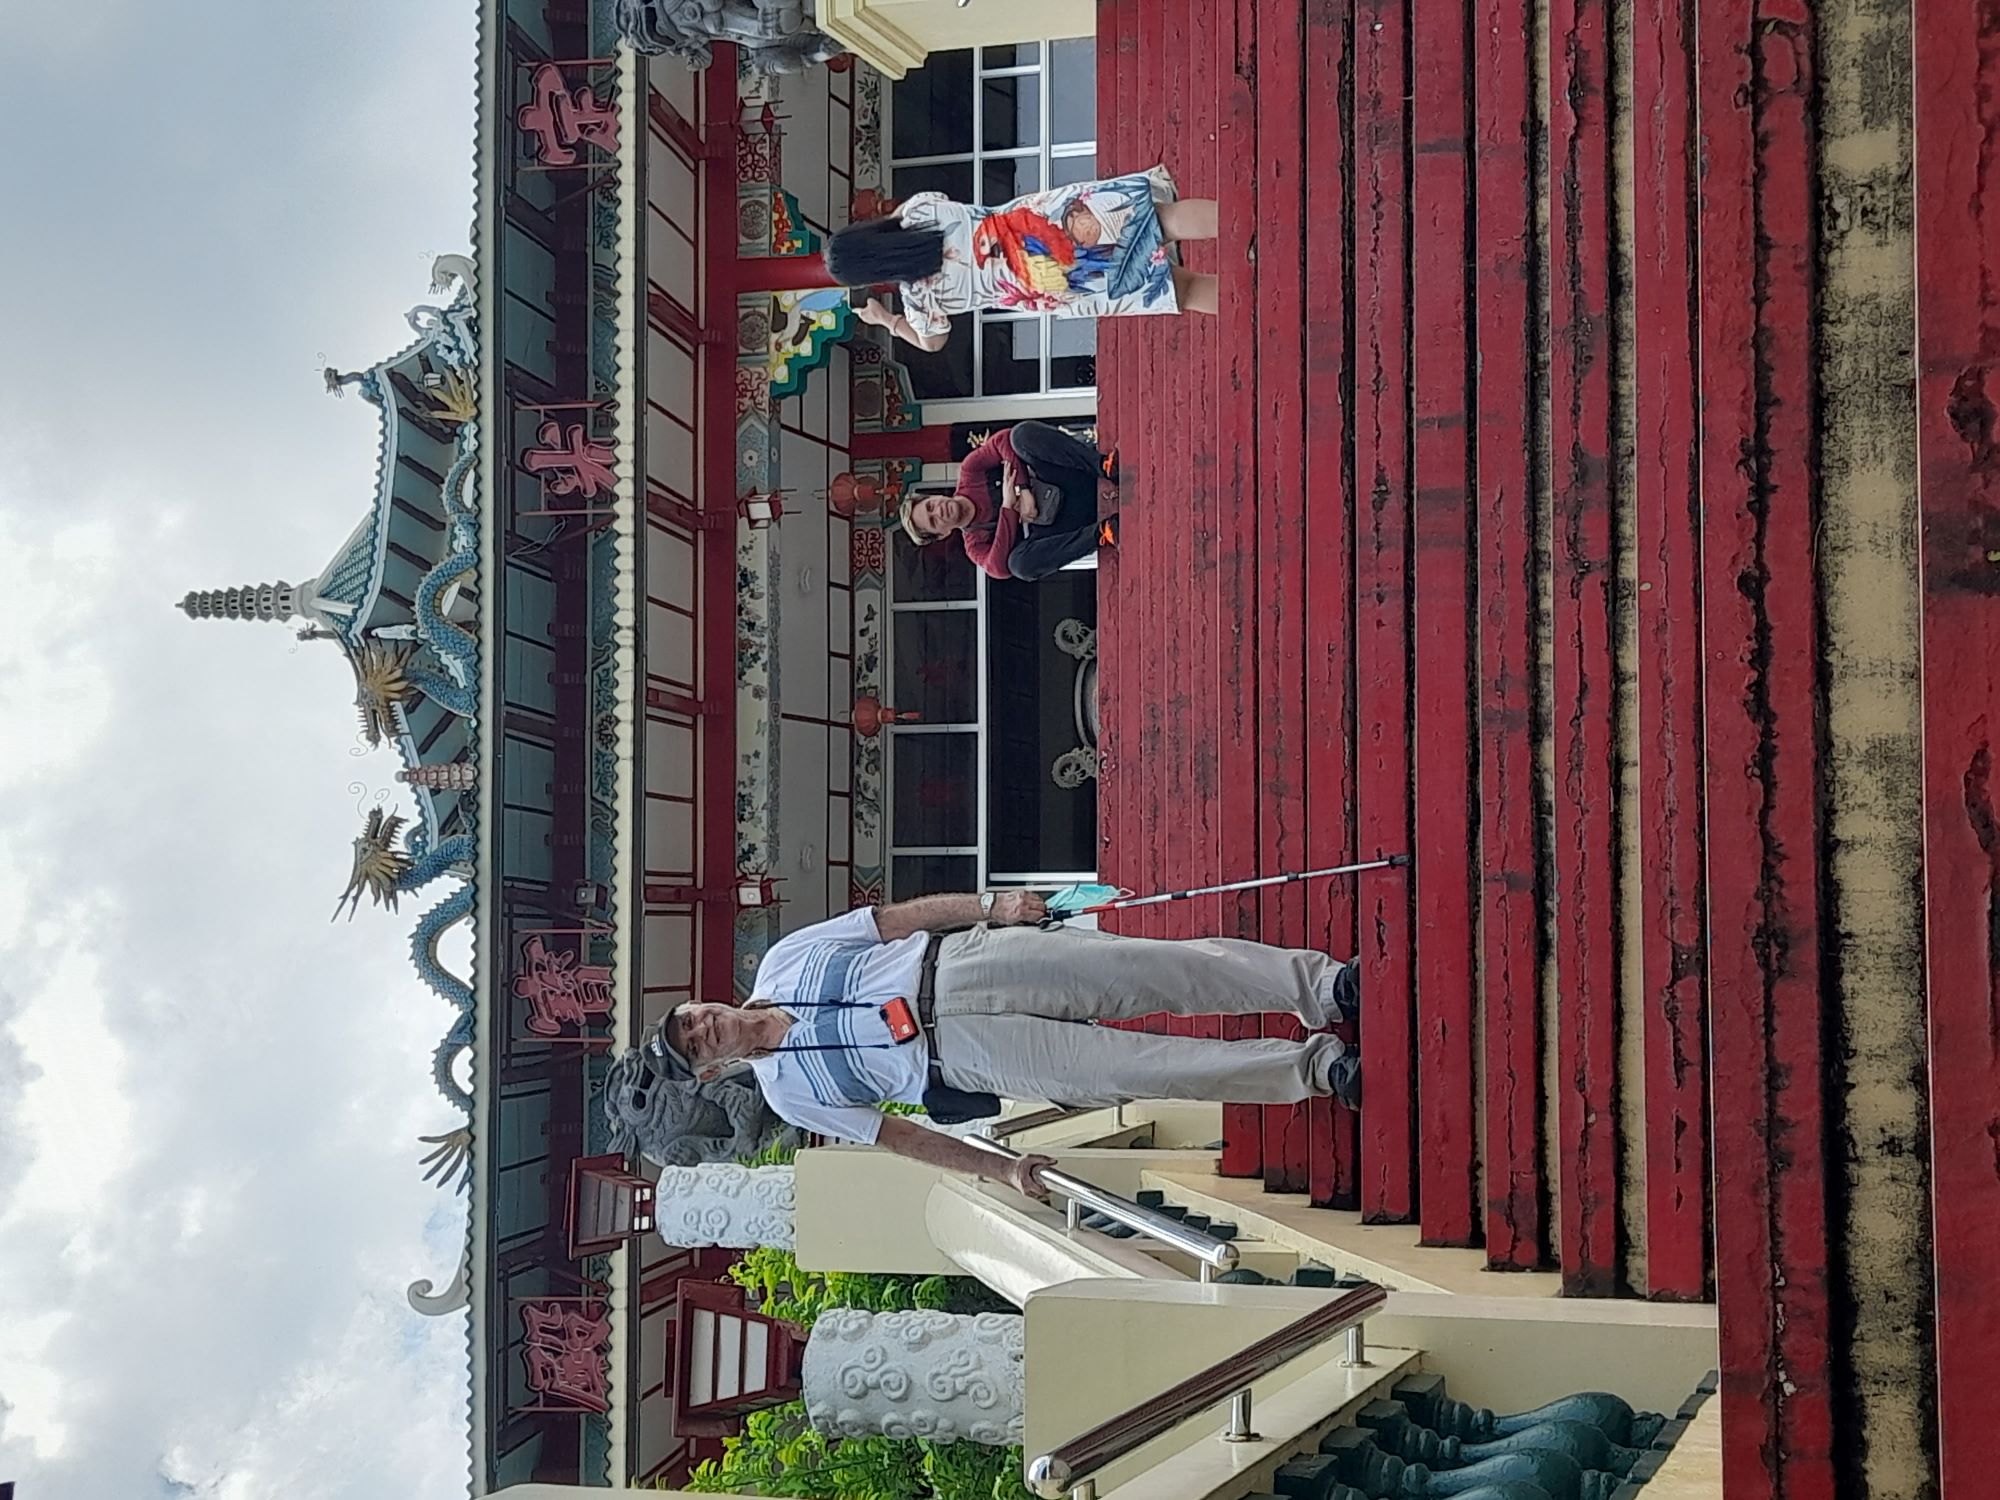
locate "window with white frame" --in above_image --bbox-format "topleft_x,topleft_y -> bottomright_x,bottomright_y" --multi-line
886,41 -> 1099,404
882,512 -> 1100,901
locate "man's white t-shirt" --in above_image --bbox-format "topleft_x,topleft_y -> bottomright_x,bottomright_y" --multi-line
745,906 -> 932,1145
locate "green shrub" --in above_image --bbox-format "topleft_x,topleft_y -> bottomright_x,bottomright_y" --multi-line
684,1403 -> 1031,1500
689,1250 -> 1027,1500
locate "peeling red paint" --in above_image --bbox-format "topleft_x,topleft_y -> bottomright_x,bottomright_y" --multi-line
1474,0 -> 1548,1272
1410,0 -> 1479,1251
1551,0 -> 1622,1299
1633,0 -> 1712,1302
1353,0 -> 1418,1226
1303,0 -> 1360,1211
1699,2 -> 1835,1494
1917,2 -> 2000,1484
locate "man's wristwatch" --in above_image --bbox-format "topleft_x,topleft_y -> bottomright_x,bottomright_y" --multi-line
979,891 -> 997,921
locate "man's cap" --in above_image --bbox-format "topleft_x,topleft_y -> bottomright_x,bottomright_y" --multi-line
644,1004 -> 695,1081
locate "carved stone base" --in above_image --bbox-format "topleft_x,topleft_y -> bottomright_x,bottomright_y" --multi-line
803,1309 -> 1025,1446
653,1163 -> 797,1249
1053,617 -> 1101,788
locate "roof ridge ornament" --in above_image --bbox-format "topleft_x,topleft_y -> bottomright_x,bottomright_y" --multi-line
429,253 -> 476,299
177,581 -> 302,623
407,1249 -> 472,1316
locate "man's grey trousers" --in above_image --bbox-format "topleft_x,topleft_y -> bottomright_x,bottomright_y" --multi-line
929,924 -> 1345,1108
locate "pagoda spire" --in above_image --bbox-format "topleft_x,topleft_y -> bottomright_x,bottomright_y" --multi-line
176,581 -> 304,623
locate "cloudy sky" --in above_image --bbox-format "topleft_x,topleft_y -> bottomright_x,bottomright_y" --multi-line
1,2 -> 478,1494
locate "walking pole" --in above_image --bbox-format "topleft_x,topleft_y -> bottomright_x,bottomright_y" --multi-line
1042,853 -> 1410,924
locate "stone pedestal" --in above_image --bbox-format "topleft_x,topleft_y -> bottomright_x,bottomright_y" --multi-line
804,1309 -> 1025,1446
653,1163 -> 796,1249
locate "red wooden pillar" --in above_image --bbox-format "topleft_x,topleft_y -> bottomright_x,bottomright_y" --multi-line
700,54 -> 745,1003
1092,0 -> 1125,957
1474,0 -> 1548,1272
1410,0 -> 1478,1249
1352,0 -> 1417,1226
1549,0 -> 1621,1297
1214,0 -> 1265,1179
1914,6 -> 2000,1491
1254,0 -> 1311,1197
1302,0 -> 1357,1211
850,425 -> 953,465
735,252 -> 840,293
1697,2 -> 1835,1494
1159,0 -> 1193,1041
1183,0 -> 1222,1084
1631,0 -> 1711,1302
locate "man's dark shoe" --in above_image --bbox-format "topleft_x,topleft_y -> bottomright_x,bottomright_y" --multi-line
1098,513 -> 1120,548
1318,959 -> 1360,1033
1328,1050 -> 1362,1112
1099,446 -> 1121,482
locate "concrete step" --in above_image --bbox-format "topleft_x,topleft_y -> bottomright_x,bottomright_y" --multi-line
1139,1169 -> 1565,1298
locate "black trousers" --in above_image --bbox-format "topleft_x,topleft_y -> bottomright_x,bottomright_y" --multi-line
1005,421 -> 1108,581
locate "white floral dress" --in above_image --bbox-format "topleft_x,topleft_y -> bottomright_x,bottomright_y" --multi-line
894,165 -> 1181,339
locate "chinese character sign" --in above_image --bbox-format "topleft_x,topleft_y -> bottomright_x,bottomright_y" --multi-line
513,935 -> 615,1037
520,1300 -> 613,1413
522,420 -> 618,499
516,63 -> 620,167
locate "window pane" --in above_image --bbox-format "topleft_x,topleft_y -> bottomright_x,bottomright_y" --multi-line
982,74 -> 1040,152
892,609 -> 979,723
981,154 -> 1040,207
893,50 -> 973,159
981,43 -> 1040,69
890,519 -> 977,602
892,161 -> 973,205
901,325 -> 975,402
892,735 -> 979,847
1050,152 -> 1098,189
891,854 -> 977,901
985,571 -> 1099,875
1051,40 -> 1097,146
981,317 -> 1042,396
1050,317 -> 1097,390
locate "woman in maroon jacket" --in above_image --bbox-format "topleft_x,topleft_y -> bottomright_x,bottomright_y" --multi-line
898,422 -> 1118,581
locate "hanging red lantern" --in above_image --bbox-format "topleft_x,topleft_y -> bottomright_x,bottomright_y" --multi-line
827,472 -> 884,519
851,695 -> 920,737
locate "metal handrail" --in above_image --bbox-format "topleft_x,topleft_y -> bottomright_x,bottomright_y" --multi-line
1024,1281 -> 1388,1500
964,1136 -> 1240,1276
978,1105 -> 1097,1141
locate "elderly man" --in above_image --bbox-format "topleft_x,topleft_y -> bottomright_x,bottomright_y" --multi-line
898,422 -> 1119,582
649,891 -> 1359,1198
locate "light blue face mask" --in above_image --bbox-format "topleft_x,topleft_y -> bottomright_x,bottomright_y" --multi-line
1044,883 -> 1128,918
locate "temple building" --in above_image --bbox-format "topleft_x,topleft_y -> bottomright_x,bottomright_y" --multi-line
183,1 -> 1997,1498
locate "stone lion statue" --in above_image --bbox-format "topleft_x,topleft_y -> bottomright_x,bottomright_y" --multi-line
602,1044 -> 798,1168
613,0 -> 844,76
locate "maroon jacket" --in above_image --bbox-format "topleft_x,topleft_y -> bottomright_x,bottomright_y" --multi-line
956,429 -> 1022,580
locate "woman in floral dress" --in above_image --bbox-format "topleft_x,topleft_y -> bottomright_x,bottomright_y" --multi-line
826,166 -> 1219,353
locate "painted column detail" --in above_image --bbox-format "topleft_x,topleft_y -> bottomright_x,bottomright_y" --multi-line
804,1309 -> 1024,1446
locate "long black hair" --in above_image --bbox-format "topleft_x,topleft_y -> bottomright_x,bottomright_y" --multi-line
826,214 -> 947,286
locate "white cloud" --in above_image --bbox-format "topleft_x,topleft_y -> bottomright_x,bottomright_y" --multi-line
0,518 -> 118,794
4,927 -> 136,1236
0,3 -> 479,1495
